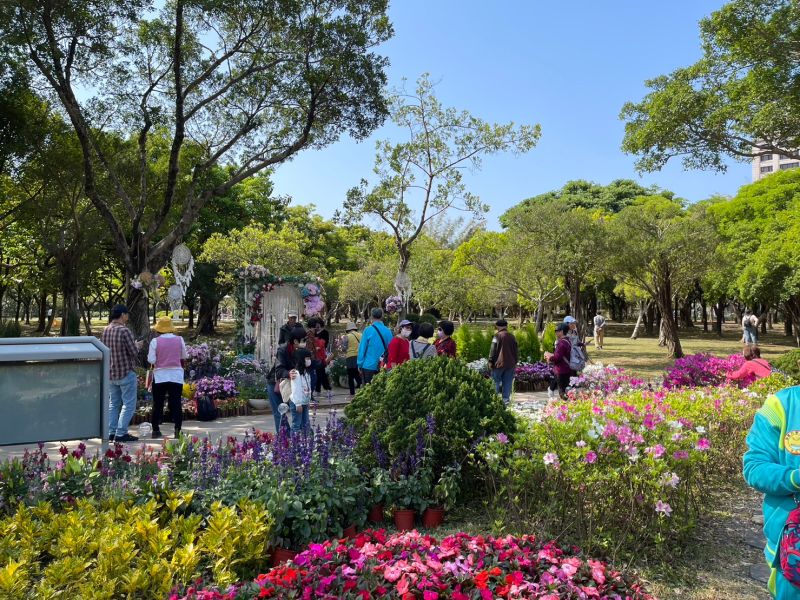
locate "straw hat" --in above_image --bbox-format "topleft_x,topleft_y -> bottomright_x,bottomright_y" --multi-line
345,322 -> 357,331
154,316 -> 176,333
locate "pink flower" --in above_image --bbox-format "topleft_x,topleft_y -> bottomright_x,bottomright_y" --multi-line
496,433 -> 509,444
543,452 -> 560,470
673,450 -> 689,460
696,438 -> 711,451
575,440 -> 587,448
646,444 -> 666,459
585,451 -> 597,464
655,500 -> 673,516
424,592 -> 439,600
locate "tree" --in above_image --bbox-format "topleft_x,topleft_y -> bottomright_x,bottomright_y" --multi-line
337,260 -> 395,319
4,0 -> 392,336
708,169 -> 800,344
621,0 -> 800,171
342,73 -> 539,312
512,179 -> 669,214
607,197 -> 718,358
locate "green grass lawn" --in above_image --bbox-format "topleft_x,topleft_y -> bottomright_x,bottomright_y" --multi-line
588,322 -> 796,380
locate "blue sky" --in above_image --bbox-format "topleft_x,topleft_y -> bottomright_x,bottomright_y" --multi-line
271,0 -> 750,229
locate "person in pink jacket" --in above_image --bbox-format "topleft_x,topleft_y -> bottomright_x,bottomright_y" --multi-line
148,317 -> 188,438
728,344 -> 772,384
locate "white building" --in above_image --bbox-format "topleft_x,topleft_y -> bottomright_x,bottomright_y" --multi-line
752,151 -> 800,181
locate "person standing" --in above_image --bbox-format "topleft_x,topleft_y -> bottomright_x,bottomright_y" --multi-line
357,308 -> 393,384
593,311 -> 606,350
267,327 -> 306,433
278,312 -> 299,345
147,317 -> 188,439
435,320 -> 457,357
307,326 -> 331,394
311,318 -> 331,350
743,310 -> 759,345
289,348 -> 313,433
563,315 -> 588,372
488,319 -> 518,406
545,323 -> 575,400
341,322 -> 363,396
410,322 -> 438,359
101,304 -> 143,442
387,320 -> 413,369
743,385 -> 800,599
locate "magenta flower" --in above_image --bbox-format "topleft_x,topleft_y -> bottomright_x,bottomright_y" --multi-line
496,433 -> 509,444
695,438 -> 711,451
585,451 -> 597,464
655,500 -> 673,517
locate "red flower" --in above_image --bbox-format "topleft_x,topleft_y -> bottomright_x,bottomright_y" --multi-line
475,570 -> 490,589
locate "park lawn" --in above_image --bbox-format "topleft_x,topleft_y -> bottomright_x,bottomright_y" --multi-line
590,322 -> 796,380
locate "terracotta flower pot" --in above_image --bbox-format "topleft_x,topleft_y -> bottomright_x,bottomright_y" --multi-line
343,524 -> 357,539
368,503 -> 384,523
393,509 -> 416,531
271,547 -> 298,566
422,506 -> 445,529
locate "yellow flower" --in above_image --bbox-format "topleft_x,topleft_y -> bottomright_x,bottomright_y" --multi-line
182,383 -> 195,400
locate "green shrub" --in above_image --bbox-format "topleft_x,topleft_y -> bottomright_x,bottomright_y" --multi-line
516,323 -> 542,362
453,324 -> 493,362
540,321 -> 556,354
0,321 -> 22,338
775,349 -> 800,380
0,494 -> 272,598
748,372 -> 798,396
405,312 -> 438,327
344,357 -> 516,476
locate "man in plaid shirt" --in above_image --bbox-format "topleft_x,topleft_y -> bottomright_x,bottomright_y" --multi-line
101,305 -> 143,442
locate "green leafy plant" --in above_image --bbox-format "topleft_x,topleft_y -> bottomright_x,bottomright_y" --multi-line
432,464 -> 462,511
774,349 -> 800,381
540,321 -> 556,354
345,357 -> 516,479
516,323 -> 542,362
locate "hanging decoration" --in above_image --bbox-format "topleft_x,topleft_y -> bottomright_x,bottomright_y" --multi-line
168,284 -> 184,321
131,270 -> 165,298
301,282 -> 325,317
385,295 -> 403,315
171,243 -> 195,295
394,269 -> 412,311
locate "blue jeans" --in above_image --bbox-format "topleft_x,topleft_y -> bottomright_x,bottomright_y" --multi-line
492,368 -> 515,405
290,401 -> 310,433
109,371 -> 137,437
267,384 -> 286,434
744,327 -> 758,344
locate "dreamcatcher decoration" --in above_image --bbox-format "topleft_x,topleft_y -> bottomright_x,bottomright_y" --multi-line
131,270 -> 165,298
394,270 -> 412,311
172,244 -> 194,295
168,284 -> 184,321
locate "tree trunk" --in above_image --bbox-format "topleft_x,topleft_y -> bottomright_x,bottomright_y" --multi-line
14,283 -> 22,323
196,296 -> 217,335
786,314 -> 793,338
656,281 -> 683,357
679,297 -> 694,329
785,298 -> 800,347
713,298 -> 725,337
43,292 -> 57,336
186,295 -> 195,329
566,275 -> 583,336
631,301 -> 647,339
79,297 -> 93,335
534,303 -> 545,332
36,291 -> 47,332
59,262 -> 81,337
24,296 -> 31,325
126,287 -> 152,339
702,302 -> 708,333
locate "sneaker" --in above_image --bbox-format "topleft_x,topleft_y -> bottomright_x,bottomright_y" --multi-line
151,431 -> 163,439
115,433 -> 139,443
108,434 -> 115,442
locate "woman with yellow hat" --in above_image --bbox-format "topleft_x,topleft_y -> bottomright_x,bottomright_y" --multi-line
147,317 -> 188,438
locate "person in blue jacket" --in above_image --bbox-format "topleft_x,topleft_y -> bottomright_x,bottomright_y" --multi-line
743,385 -> 800,599
357,307 -> 393,384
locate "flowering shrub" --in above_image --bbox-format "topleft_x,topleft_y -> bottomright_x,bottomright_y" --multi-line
385,295 -> 403,314
186,343 -> 223,380
194,376 -> 238,401
515,361 -> 553,383
172,529 -> 654,600
476,385 -> 763,558
568,363 -> 649,395
224,356 -> 269,392
662,353 -> 745,389
465,357 -> 489,376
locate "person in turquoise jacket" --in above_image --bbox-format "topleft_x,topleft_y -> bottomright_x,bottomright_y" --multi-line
357,307 -> 393,384
743,385 -> 800,599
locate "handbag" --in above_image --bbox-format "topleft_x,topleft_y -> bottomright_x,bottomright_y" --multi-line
145,369 -> 154,393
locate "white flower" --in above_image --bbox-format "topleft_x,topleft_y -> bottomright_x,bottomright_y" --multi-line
668,420 -> 683,430
695,426 -> 706,434
543,452 -> 560,469
576,440 -> 587,448
659,472 -> 680,488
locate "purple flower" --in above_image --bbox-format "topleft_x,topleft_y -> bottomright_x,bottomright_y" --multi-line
584,451 -> 597,464
496,433 -> 509,445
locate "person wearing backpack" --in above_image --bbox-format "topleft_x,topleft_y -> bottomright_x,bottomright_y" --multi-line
593,311 -> 606,350
545,323 -> 576,400
410,322 -> 438,360
743,310 -> 760,345
727,345 -> 773,384
488,319 -> 519,406
743,383 -> 800,598
357,308 -> 393,384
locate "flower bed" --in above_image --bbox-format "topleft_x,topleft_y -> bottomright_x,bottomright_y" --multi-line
172,529 -> 655,600
662,353 -> 745,389
476,383 -> 767,558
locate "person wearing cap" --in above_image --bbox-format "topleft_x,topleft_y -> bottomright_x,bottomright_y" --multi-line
101,304 -> 143,443
387,319 -> 413,369
267,326 -> 307,433
488,319 -> 519,406
148,317 -> 188,438
435,320 -> 457,358
545,323 -> 575,399
278,311 -> 299,345
340,322 -> 363,396
357,308 -> 393,384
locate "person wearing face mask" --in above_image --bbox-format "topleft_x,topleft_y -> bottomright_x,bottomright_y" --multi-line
267,327 -> 307,433
387,319 -> 413,369
289,348 -> 313,433
435,320 -> 457,357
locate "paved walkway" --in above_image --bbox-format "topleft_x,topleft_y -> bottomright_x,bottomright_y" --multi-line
0,389 -> 549,461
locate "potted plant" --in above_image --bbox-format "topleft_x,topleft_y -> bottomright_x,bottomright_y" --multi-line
239,386 -> 269,410
387,466 -> 432,531
423,464 -> 461,529
328,357 -> 348,388
367,466 -> 390,523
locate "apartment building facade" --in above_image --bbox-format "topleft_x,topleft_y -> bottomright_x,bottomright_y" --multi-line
752,151 -> 800,181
